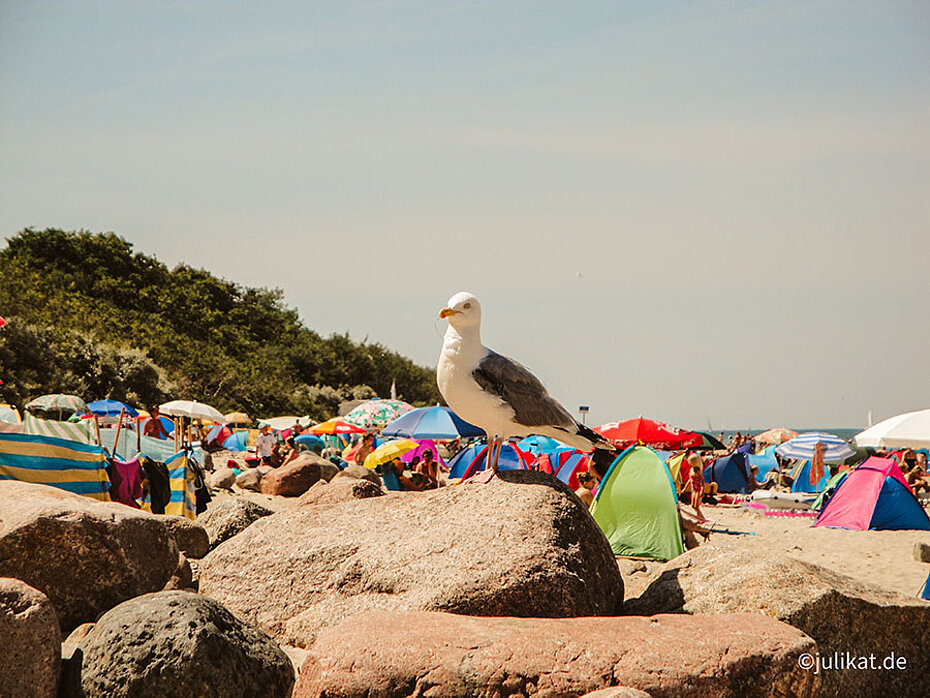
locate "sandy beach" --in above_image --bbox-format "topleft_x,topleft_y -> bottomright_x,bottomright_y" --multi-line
623,502 -> 930,600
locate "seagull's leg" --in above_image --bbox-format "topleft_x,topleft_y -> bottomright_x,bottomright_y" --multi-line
490,437 -> 502,472
472,435 -> 499,484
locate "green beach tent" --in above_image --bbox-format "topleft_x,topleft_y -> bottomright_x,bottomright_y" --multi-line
590,445 -> 685,561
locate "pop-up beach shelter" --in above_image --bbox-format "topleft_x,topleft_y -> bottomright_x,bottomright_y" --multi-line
749,445 -> 779,479
788,460 -> 830,493
448,442 -> 531,480
814,457 -> 930,531
703,452 -> 753,493
534,449 -> 592,488
591,446 -> 685,561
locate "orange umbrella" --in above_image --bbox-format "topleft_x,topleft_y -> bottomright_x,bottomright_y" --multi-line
308,418 -> 367,435
754,427 -> 798,445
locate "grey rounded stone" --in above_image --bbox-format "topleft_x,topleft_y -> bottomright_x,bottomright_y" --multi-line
78,591 -> 294,698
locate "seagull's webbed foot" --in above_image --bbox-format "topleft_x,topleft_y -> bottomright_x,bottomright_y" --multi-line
470,467 -> 497,484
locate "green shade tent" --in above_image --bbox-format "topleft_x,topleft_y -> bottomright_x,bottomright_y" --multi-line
591,445 -> 685,561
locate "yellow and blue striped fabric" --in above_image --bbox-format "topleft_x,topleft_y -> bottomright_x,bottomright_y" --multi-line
0,432 -> 111,501
141,450 -> 197,520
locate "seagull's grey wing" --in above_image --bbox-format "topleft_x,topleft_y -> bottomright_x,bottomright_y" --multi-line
472,350 -> 576,428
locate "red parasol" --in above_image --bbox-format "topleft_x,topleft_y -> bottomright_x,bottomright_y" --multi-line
594,417 -> 704,450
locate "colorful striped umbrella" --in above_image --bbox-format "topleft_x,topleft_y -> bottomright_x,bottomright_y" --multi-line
342,399 -> 414,430
754,427 -> 798,445
25,394 -> 88,416
775,432 -> 855,463
309,418 -> 368,435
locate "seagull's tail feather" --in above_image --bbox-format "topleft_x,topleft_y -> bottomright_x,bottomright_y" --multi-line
574,422 -> 620,477
590,446 -> 618,478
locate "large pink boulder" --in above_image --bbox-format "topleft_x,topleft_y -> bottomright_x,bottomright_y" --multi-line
294,611 -> 819,697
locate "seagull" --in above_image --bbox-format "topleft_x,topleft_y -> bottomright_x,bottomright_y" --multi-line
437,291 -> 615,482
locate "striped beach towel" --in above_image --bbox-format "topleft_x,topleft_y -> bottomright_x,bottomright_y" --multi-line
0,432 -> 111,500
141,450 -> 198,520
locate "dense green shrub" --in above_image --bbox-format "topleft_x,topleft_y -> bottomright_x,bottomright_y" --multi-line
0,228 -> 440,418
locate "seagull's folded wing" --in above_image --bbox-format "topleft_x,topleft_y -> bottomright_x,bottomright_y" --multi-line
472,350 -> 576,429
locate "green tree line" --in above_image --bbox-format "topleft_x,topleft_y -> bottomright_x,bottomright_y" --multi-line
0,228 -> 441,418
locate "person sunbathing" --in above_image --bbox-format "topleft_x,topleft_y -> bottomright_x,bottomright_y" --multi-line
679,507 -> 712,550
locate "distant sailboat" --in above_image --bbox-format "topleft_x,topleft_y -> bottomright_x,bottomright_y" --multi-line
867,409 -> 873,428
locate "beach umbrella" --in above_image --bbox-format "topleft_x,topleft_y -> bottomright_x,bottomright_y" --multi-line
25,394 -> 87,415
309,418 -> 367,435
693,431 -> 726,451
400,439 -> 448,470
342,399 -> 414,430
754,427 -> 798,446
87,399 -> 139,418
363,439 -> 419,469
382,406 -> 484,440
295,434 -> 325,450
593,417 -> 703,450
854,409 -> 930,449
258,415 -> 314,431
0,404 -> 22,424
518,435 -> 567,455
159,399 -> 225,422
224,411 -> 251,425
775,432 -> 855,463
25,394 -> 88,417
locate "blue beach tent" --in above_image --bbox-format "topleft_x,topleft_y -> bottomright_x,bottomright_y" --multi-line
748,445 -> 779,479
789,460 -> 830,493
447,442 -> 530,480
704,452 -> 753,493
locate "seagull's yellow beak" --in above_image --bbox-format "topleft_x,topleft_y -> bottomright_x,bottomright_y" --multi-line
439,307 -> 460,319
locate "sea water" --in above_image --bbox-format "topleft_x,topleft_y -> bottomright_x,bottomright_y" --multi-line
718,428 -> 861,443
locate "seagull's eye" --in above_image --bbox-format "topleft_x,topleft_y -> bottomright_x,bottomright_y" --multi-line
463,302 -> 471,310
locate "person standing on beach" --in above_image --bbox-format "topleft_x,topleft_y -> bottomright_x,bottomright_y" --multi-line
255,424 -> 276,466
688,452 -> 708,521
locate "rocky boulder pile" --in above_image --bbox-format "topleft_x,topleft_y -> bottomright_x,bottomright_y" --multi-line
624,545 -> 930,697
0,481 -> 183,629
200,470 -> 623,645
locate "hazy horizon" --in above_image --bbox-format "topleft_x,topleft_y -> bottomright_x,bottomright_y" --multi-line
2,1 -> 928,429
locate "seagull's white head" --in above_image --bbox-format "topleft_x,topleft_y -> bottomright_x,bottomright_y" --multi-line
439,291 -> 481,330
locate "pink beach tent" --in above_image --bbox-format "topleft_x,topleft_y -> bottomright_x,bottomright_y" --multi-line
814,457 -> 930,531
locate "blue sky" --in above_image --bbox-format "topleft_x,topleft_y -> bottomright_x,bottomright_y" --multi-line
2,1 -> 928,428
